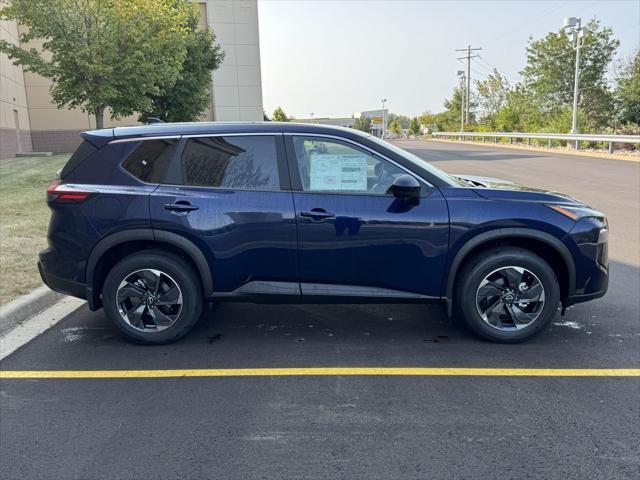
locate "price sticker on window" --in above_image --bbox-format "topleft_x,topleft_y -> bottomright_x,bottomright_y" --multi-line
309,154 -> 367,191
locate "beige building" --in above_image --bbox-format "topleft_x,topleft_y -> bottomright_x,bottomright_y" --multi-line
0,0 -> 263,159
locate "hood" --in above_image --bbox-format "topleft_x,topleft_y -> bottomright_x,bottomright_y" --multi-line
454,174 -> 586,206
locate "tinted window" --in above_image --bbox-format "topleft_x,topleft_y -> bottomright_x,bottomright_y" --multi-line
292,136 -> 405,194
122,139 -> 178,183
60,140 -> 97,179
180,136 -> 279,190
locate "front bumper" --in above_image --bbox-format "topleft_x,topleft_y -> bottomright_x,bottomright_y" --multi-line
565,217 -> 609,306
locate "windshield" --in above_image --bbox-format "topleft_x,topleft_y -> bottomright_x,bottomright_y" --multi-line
366,135 -> 464,186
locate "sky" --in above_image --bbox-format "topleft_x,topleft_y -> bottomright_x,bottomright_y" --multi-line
257,0 -> 640,119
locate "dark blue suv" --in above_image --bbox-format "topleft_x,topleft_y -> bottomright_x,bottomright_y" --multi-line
39,122 -> 608,344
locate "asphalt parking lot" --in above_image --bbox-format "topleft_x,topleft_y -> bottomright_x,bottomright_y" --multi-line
1,140 -> 639,479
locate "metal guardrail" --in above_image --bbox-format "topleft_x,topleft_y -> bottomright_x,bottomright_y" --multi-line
432,131 -> 640,153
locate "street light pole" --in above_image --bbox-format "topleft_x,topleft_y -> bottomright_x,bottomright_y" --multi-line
457,71 -> 465,132
381,98 -> 387,139
564,17 -> 583,135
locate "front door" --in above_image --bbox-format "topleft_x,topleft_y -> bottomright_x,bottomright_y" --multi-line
286,135 -> 449,299
150,134 -> 299,297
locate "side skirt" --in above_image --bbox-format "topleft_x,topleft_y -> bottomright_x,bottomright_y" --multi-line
211,281 -> 441,305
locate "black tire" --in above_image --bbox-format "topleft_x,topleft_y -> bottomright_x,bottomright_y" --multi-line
455,247 -> 560,343
102,250 -> 203,344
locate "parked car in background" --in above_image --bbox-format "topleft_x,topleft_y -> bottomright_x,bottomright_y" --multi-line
40,122 -> 608,344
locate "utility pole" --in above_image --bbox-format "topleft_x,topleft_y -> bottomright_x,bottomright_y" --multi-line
457,70 -> 466,132
456,45 -> 482,124
381,98 -> 387,139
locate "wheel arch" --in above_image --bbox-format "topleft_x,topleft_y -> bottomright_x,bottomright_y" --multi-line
86,229 -> 214,310
444,228 -> 575,316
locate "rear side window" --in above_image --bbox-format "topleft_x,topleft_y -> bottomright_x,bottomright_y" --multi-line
60,140 -> 97,179
122,139 -> 178,183
179,136 -> 280,190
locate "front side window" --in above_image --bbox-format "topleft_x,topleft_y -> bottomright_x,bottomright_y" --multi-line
292,136 -> 405,194
122,139 -> 178,183
179,136 -> 280,190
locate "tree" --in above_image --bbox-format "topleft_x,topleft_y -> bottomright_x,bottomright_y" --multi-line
139,9 -> 224,122
353,115 -> 371,132
521,19 -> 619,130
475,69 -> 511,127
272,107 -> 289,122
0,0 -> 193,129
615,51 -> 640,125
435,86 -> 476,131
263,110 -> 271,121
418,111 -> 437,131
389,118 -> 402,135
387,113 -> 411,129
408,117 -> 420,135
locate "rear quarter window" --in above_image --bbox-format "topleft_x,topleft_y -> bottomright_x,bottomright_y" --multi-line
60,140 -> 97,179
121,139 -> 178,183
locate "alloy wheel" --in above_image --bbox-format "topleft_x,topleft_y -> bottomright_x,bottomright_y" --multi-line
116,269 -> 183,332
475,266 -> 545,331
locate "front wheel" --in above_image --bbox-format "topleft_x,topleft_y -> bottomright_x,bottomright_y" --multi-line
455,247 -> 560,343
102,250 -> 204,344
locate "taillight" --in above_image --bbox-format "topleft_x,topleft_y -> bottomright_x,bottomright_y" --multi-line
47,179 -> 95,203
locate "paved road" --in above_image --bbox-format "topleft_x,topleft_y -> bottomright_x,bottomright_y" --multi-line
2,140 -> 639,479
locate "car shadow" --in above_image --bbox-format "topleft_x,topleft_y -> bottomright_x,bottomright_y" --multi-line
2,262 -> 636,371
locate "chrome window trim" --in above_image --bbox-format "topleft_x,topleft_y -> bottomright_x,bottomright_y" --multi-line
109,131 -> 433,187
110,135 -> 181,144
283,132 -> 433,187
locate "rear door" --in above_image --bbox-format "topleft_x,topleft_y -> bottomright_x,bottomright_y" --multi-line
149,134 -> 299,297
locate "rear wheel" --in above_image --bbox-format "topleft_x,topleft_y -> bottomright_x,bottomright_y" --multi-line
102,250 -> 203,344
455,247 -> 560,343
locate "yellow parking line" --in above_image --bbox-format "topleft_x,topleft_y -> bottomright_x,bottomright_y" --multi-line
1,367 -> 639,379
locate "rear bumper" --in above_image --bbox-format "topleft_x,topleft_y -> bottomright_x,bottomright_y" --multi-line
38,261 -> 86,300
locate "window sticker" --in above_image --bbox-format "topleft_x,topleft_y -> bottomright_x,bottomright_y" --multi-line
309,154 -> 368,191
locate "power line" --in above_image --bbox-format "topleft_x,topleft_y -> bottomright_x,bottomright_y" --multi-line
476,56 -> 519,82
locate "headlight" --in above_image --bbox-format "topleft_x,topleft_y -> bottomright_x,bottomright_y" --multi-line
547,204 -> 606,221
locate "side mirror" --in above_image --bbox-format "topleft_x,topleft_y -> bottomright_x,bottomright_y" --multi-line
388,174 -> 421,205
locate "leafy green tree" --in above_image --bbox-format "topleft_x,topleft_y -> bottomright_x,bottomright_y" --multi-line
272,107 -> 289,122
0,0 -> 193,129
387,113 -> 411,129
408,117 -> 421,135
475,69 -> 511,127
615,51 -> 640,125
521,19 -> 618,130
434,86 -> 476,131
389,118 -> 402,135
353,115 -> 371,132
140,9 -> 224,122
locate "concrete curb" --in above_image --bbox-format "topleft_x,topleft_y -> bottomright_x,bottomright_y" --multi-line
0,286 -> 62,336
425,138 -> 640,163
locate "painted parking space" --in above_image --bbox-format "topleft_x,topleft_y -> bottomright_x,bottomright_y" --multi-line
2,367 -> 640,379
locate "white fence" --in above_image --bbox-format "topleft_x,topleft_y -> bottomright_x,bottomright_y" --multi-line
431,131 -> 640,153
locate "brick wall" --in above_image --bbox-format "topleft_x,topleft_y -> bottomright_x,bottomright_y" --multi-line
30,129 -> 83,154
0,127 -> 33,159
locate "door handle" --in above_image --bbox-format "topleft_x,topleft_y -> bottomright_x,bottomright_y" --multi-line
164,201 -> 199,213
300,209 -> 335,220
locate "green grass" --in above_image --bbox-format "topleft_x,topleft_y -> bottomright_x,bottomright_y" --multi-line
0,155 -> 70,304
